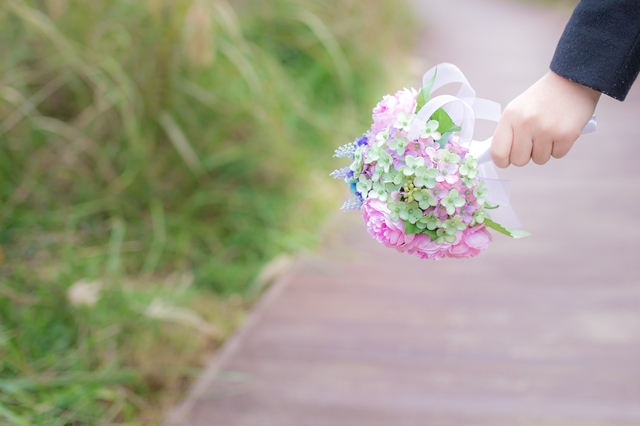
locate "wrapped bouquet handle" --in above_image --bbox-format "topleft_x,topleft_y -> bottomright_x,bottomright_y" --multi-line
331,63 -> 595,260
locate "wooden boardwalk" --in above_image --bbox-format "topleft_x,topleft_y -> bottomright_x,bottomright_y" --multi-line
169,0 -> 640,424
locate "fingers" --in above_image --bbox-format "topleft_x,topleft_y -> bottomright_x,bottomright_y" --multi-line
531,136 -> 553,165
509,129 -> 533,167
491,109 -> 561,167
491,123 -> 551,167
551,132 -> 578,159
490,119 -> 513,168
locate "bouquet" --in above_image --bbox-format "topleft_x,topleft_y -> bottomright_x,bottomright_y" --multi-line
331,63 -> 530,260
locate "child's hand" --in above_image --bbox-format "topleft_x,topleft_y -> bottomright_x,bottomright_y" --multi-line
491,71 -> 600,168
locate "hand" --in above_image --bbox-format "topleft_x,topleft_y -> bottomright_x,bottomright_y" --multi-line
491,71 -> 601,168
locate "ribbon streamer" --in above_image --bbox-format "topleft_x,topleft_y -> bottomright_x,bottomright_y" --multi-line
409,63 -> 596,230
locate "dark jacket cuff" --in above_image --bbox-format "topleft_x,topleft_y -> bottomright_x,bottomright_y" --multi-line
550,0 -> 640,101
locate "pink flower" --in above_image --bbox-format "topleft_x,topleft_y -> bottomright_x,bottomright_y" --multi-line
403,225 -> 492,260
447,225 -> 492,258
436,161 -> 460,184
404,139 -> 427,157
405,234 -> 454,261
361,199 -> 415,251
424,146 -> 439,162
433,204 -> 449,221
445,141 -> 465,155
371,88 -> 418,135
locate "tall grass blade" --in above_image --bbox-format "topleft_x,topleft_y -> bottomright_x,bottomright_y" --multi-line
107,217 -> 126,274
291,7 -> 354,99
219,40 -> 265,100
158,111 -> 205,176
30,116 -> 118,181
142,199 -> 166,274
0,403 -> 31,426
7,0 -> 87,74
213,0 -> 244,43
0,71 -> 70,138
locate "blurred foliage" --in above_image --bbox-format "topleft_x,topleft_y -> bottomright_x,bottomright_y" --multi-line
516,0 -> 579,12
0,0 -> 416,423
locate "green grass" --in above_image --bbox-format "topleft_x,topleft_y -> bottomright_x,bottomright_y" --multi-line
0,0 -> 417,423
512,0 -> 579,12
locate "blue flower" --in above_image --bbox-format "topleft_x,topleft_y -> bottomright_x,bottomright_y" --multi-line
356,136 -> 368,147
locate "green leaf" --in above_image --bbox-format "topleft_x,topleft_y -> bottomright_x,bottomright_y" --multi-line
438,132 -> 453,149
416,88 -> 427,113
402,220 -> 424,235
507,228 -> 532,239
423,228 -> 438,241
484,218 -> 531,239
401,220 -> 438,241
483,218 -> 510,236
484,203 -> 499,210
432,108 -> 458,134
427,108 -> 459,148
415,68 -> 437,113
423,68 -> 437,97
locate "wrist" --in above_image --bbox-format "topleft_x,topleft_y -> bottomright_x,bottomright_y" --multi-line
547,70 -> 601,106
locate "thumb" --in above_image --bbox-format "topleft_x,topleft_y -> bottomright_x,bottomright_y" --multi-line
490,119 -> 514,168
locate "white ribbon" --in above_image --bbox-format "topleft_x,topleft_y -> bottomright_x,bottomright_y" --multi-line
409,63 -> 596,230
407,95 -> 476,145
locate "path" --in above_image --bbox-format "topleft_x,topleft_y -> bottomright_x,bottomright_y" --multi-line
168,0 -> 640,424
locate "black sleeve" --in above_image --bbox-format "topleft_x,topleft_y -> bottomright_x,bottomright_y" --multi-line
550,0 -> 640,101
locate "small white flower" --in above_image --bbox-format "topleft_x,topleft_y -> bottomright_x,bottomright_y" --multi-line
393,112 -> 416,132
67,279 -> 102,307
145,298 -> 220,337
420,119 -> 441,140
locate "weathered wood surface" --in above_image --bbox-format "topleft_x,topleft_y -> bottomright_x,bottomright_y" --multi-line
169,0 -> 640,424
